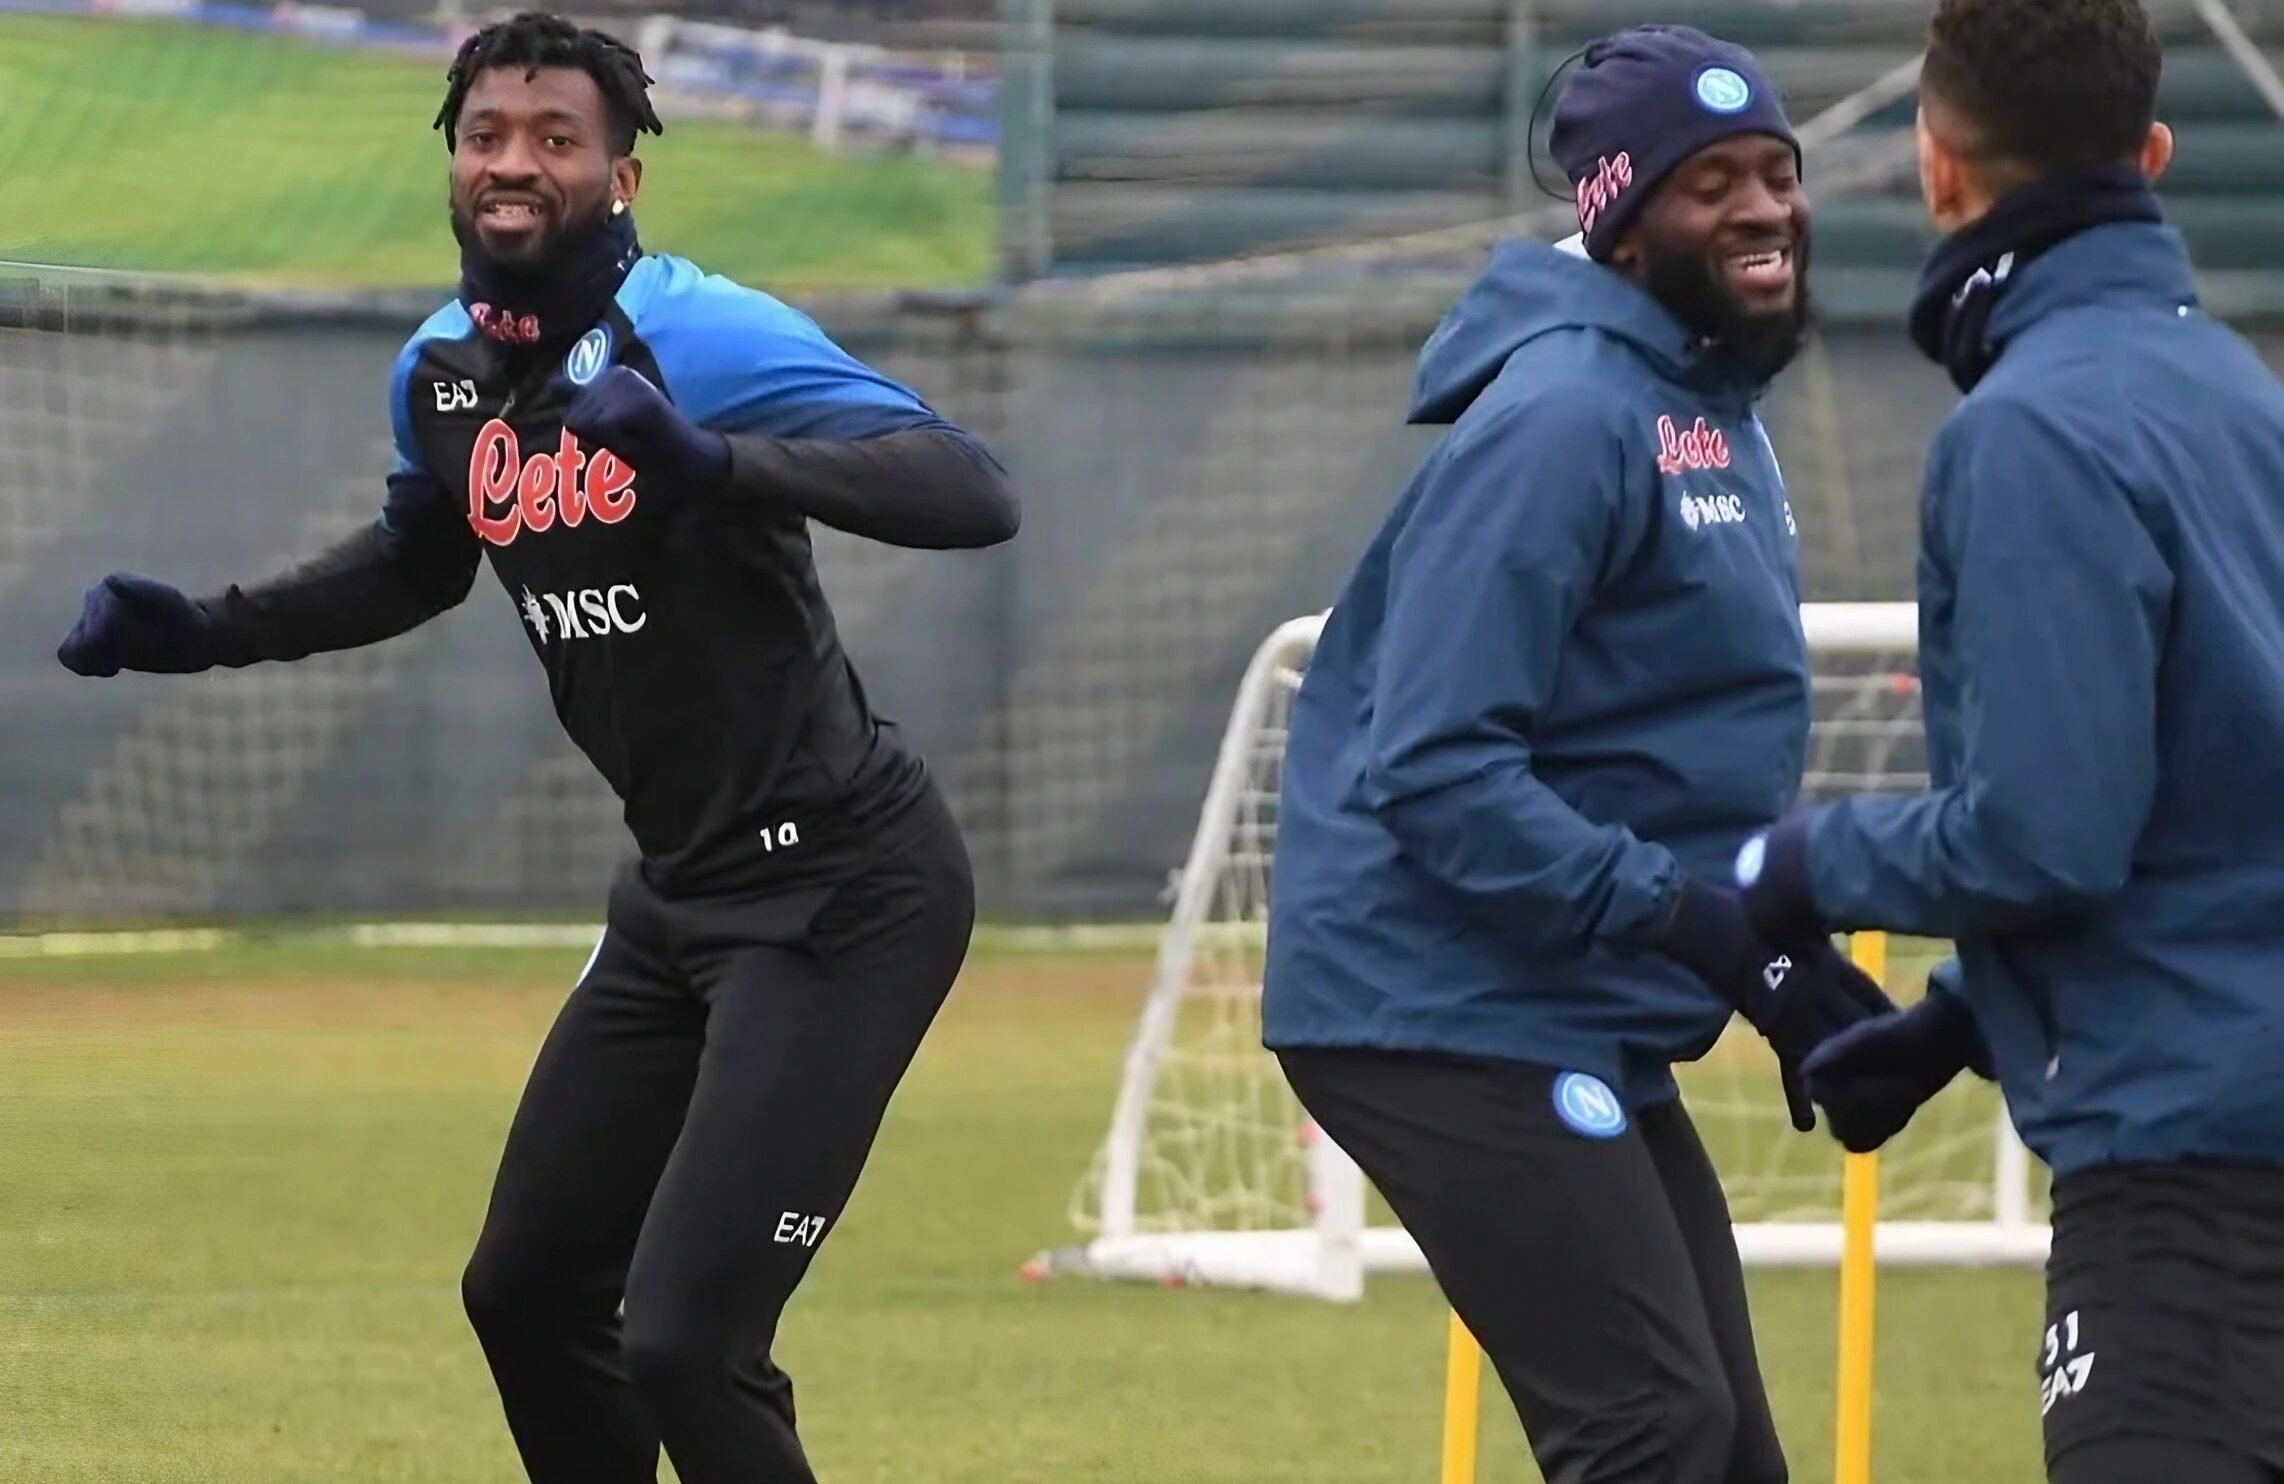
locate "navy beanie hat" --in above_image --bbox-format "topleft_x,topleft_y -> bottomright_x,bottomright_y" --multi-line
1550,25 -> 1801,262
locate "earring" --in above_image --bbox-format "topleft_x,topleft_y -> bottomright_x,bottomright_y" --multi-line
610,199 -> 626,216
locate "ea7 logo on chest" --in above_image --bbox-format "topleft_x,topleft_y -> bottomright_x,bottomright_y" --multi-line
467,419 -> 636,547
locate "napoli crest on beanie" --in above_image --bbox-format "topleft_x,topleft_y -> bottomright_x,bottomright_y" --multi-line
1550,24 -> 1802,262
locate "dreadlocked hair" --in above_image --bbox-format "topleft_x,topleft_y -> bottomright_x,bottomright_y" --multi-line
434,11 -> 663,156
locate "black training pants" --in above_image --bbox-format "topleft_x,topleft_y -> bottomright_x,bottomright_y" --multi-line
460,786 -> 975,1484
2040,1162 -> 2284,1484
1278,1047 -> 1787,1484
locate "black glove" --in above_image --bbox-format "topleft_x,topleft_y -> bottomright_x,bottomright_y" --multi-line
56,573 -> 223,676
1802,969 -> 1995,1154
554,365 -> 730,493
1656,881 -> 1898,1131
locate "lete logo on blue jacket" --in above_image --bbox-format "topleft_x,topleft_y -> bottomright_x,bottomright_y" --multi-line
1554,1072 -> 1628,1138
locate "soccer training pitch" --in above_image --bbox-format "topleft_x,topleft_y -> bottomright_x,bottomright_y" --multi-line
1,937 -> 2046,1483
0,15 -> 995,293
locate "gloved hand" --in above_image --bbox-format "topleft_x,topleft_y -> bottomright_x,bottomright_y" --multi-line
554,365 -> 730,492
1656,880 -> 1898,1132
1803,967 -> 1995,1154
56,573 -> 221,676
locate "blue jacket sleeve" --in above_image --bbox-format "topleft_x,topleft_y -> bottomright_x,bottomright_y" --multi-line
647,283 -> 935,440
1360,385 -> 1681,950
1803,398 -> 2172,936
642,274 -> 1016,547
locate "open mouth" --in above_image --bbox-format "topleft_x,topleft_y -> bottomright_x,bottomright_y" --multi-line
478,196 -> 549,230
1724,245 -> 1795,297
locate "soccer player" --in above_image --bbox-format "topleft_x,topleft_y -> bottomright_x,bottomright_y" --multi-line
53,14 -> 1016,1483
1731,2 -> 2284,1480
1260,25 -> 1892,1484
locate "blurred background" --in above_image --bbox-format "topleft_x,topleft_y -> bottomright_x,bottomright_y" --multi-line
6,4 -> 2284,1481
11,0 -> 2281,929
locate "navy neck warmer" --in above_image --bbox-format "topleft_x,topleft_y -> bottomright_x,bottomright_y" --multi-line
456,204 -> 642,357
1908,163 -> 2162,393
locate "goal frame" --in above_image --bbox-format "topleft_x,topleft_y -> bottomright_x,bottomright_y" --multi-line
1041,604 -> 2051,1302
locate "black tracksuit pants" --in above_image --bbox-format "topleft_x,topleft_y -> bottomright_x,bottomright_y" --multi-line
2040,1162 -> 2284,1484
460,784 -> 975,1484
1278,1047 -> 1788,1484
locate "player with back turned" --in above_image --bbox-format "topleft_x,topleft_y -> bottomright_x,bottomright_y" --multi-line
53,14 -> 1017,1483
1730,2 -> 2284,1481
1259,26 -> 1894,1484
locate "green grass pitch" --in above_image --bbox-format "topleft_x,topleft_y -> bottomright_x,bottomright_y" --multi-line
0,937 -> 2046,1482
0,16 -> 995,292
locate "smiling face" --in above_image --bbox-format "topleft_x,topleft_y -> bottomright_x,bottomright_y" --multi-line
447,63 -> 640,270
1614,132 -> 1813,379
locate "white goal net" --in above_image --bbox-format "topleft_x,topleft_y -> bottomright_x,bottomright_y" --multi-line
1031,603 -> 2050,1301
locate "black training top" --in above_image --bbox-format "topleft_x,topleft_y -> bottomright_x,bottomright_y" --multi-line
200,252 -> 1016,896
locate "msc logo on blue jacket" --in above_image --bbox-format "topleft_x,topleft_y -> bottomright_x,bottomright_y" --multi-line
1261,238 -> 1810,1112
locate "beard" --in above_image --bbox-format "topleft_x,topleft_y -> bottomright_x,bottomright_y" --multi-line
450,191 -> 613,285
1639,228 -> 1815,383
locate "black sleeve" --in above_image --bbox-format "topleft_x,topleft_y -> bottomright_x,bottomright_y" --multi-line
716,421 -> 1020,550
200,470 -> 483,666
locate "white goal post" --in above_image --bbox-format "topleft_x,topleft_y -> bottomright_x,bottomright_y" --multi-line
1028,603 -> 2052,1302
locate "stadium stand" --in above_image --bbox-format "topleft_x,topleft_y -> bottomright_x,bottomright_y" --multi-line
1001,0 -> 2284,316
10,0 -> 2284,924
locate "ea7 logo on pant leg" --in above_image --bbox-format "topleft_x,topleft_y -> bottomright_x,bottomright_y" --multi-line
1553,1072 -> 1628,1139
2039,1308 -> 2097,1416
774,1212 -> 829,1247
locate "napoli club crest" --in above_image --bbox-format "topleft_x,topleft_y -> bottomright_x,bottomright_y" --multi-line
1553,1072 -> 1628,1139
565,326 -> 612,386
1695,65 -> 1752,114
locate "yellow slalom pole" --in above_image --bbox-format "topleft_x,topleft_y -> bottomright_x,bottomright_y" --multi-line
1440,1309 -> 1482,1484
1833,930 -> 1886,1484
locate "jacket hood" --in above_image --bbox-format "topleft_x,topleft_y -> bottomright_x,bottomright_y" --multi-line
1408,235 -> 1749,425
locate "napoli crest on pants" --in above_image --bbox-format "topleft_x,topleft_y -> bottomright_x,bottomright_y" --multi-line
1553,1072 -> 1628,1139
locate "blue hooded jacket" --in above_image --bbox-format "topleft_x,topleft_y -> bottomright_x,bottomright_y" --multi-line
1260,238 -> 1811,1110
1798,222 -> 2284,1176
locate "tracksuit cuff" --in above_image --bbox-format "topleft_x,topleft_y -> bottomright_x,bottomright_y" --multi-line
1653,879 -> 1752,999
1924,971 -> 1998,1082
1734,810 -> 1819,942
